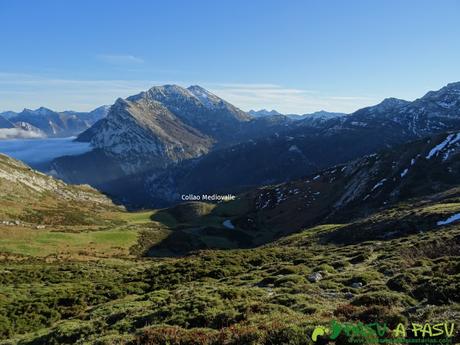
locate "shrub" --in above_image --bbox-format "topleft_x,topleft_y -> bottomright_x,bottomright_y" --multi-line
351,292 -> 413,307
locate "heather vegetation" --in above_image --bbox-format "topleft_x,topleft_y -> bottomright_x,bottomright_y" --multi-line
1,195 -> 459,344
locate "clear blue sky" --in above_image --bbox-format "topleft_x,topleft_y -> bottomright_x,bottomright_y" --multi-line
1,0 -> 459,113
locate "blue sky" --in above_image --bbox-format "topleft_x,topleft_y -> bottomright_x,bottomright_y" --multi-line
1,0 -> 459,113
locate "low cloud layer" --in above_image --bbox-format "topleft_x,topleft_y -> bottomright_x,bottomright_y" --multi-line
206,84 -> 376,114
0,128 -> 44,140
0,137 -> 92,164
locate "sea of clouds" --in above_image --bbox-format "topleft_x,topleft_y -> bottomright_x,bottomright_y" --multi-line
0,128 -> 44,140
0,137 -> 92,164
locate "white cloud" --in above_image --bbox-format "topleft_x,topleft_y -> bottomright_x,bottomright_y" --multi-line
0,128 -> 45,140
0,73 -> 160,111
205,83 -> 376,114
96,54 -> 144,64
0,137 -> 91,163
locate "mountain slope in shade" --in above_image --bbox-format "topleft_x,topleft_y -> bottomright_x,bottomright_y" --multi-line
145,129 -> 460,256
228,130 -> 460,237
144,129 -> 460,258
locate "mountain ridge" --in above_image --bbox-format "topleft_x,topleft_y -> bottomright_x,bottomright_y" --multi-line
0,106 -> 109,139
51,81 -> 460,208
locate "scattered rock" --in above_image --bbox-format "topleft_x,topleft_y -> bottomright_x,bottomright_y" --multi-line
308,272 -> 323,283
1,220 -> 21,226
383,270 -> 393,277
345,292 -> 354,299
351,282 -> 363,289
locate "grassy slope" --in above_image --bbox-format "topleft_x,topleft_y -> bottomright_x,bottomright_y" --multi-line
0,154 -> 173,260
1,189 -> 459,344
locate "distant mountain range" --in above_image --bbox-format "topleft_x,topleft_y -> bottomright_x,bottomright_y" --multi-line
249,108 -> 346,121
0,105 -> 110,139
248,109 -> 283,117
14,81 -> 460,208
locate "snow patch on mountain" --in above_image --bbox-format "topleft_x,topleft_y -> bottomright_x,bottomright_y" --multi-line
437,213 -> 460,226
400,168 -> 409,178
371,178 -> 387,191
426,132 -> 460,159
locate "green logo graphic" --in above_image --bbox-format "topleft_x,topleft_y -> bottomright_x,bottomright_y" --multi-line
312,325 -> 330,342
312,321 -> 456,343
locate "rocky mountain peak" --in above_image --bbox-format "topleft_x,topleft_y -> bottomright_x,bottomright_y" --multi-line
187,85 -> 229,110
442,81 -> 460,92
248,109 -> 283,117
20,107 -> 56,115
146,84 -> 192,100
376,97 -> 410,110
418,82 -> 460,111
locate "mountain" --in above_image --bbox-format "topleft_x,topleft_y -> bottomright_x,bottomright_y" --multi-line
126,82 -> 460,207
0,111 -> 17,119
53,85 -> 284,183
288,110 -> 347,122
13,121 -> 46,135
76,92 -> 214,175
248,109 -> 283,117
1,105 -> 110,139
339,82 -> 460,136
0,115 -> 15,129
51,82 -> 460,208
137,82 -> 460,206
248,108 -> 346,122
10,107 -> 91,137
0,115 -> 45,139
145,129 -> 460,255
233,130 -> 460,237
60,104 -> 110,124
124,84 -> 251,142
